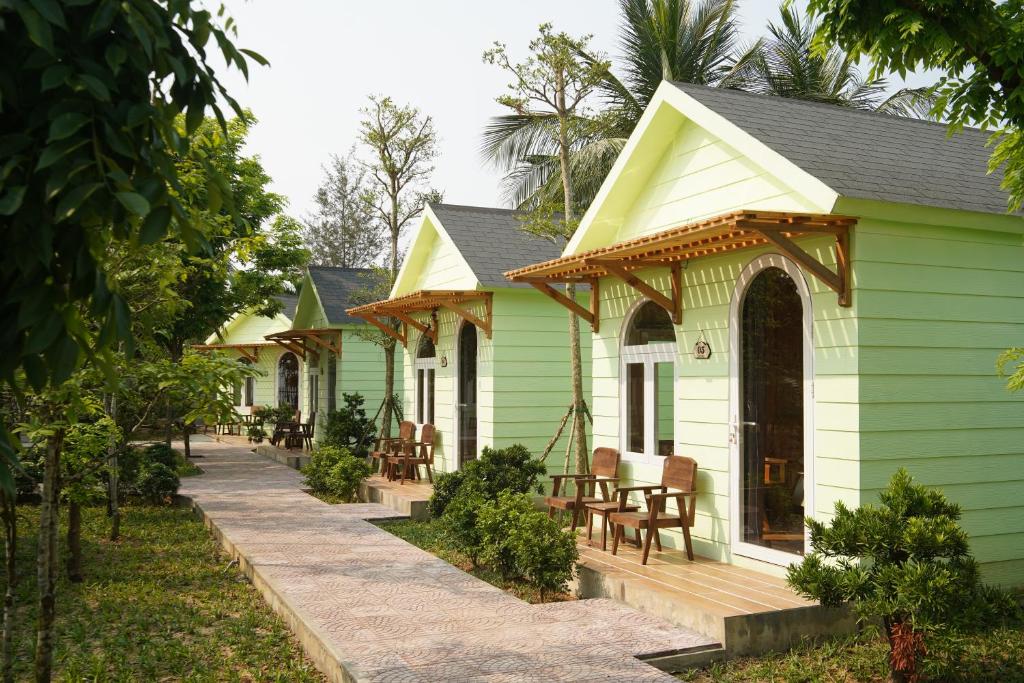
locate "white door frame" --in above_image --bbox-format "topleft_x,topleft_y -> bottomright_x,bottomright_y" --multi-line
728,253 -> 816,566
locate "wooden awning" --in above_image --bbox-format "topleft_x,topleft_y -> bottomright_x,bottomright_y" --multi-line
264,328 -> 342,361
505,210 -> 856,330
346,290 -> 493,346
191,342 -> 278,363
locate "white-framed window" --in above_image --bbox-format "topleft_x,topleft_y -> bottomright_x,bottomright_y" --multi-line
309,370 -> 319,415
414,333 -> 436,425
620,300 -> 677,462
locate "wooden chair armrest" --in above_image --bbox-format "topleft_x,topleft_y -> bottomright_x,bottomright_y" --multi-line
648,491 -> 697,524
615,485 -> 662,495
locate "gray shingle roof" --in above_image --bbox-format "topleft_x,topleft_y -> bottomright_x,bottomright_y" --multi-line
670,82 -> 1010,216
272,294 -> 298,321
429,203 -> 564,287
307,266 -> 377,325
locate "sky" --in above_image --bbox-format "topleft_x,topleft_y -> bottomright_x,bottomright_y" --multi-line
214,1 -> 936,222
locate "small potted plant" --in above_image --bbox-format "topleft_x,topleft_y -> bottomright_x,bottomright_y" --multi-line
247,423 -> 265,443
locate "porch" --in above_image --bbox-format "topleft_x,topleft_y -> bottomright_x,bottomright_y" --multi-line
359,474 -> 433,521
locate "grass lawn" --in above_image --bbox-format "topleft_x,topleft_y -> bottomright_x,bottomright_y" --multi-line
374,518 -> 573,604
4,504 -> 323,682
676,621 -> 1024,682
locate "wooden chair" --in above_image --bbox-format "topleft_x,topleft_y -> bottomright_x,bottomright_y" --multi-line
386,423 -> 436,484
370,421 -> 415,477
545,447 -> 621,532
301,411 -> 317,450
609,455 -> 698,565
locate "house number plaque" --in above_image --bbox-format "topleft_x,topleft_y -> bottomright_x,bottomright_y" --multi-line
693,331 -> 712,359
440,356 -> 448,368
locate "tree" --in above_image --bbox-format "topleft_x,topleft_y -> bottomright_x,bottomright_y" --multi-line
482,0 -> 760,212
788,469 -> 1016,681
749,4 -> 931,116
0,0 -> 265,498
804,0 -> 1024,209
358,96 -> 439,438
302,153 -> 385,268
484,25 -> 608,474
154,114 -> 307,444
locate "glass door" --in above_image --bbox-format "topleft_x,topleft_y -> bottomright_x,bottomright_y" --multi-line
457,323 -> 477,467
739,266 -> 806,556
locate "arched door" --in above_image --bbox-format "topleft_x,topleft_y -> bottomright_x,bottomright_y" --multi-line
730,255 -> 814,564
457,323 -> 477,467
277,352 -> 299,411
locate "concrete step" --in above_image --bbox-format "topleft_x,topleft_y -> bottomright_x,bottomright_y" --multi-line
359,475 -> 432,521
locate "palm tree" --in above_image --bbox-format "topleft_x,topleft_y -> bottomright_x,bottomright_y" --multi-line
750,4 -> 932,117
481,0 -> 760,213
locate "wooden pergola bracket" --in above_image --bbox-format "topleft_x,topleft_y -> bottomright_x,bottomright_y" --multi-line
526,280 -> 600,333
441,301 -> 491,339
362,312 -> 407,347
191,343 -> 269,362
751,226 -> 850,306
589,258 -> 682,324
347,290 -> 492,342
264,328 -> 343,360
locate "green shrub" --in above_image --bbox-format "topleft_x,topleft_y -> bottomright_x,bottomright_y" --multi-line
143,442 -> 180,469
510,508 -> 579,601
428,443 -> 545,520
320,393 -> 376,457
466,444 -> 546,500
428,469 -> 466,518
788,468 -> 1020,681
136,463 -> 180,504
440,488 -> 486,566
477,492 -> 536,579
325,454 -> 372,503
301,446 -> 370,500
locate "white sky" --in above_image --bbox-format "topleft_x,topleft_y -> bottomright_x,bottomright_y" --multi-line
215,0 -> 937,220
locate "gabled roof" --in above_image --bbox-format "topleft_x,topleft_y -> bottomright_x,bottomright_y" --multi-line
427,203 -> 564,287
307,266 -> 376,325
669,82 -> 1007,216
272,294 -> 298,321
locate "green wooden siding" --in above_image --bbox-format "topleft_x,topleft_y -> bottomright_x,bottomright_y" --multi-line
853,217 -> 1024,586
402,290 -> 590,476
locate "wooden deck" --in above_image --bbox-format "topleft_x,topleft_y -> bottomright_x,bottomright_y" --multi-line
575,533 -> 856,656
359,474 -> 432,520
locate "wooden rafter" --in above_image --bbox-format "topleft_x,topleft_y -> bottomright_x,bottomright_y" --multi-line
192,342 -> 276,362
347,290 -> 493,344
504,211 -> 857,316
264,328 -> 342,361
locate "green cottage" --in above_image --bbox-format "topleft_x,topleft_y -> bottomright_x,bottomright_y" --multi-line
507,82 -> 1024,586
266,266 -> 403,444
348,203 -> 592,474
198,294 -> 300,414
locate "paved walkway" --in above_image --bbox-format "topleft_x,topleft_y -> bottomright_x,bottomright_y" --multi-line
181,441 -> 716,682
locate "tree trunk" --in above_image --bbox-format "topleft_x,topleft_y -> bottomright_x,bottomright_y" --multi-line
107,394 -> 120,542
183,425 -> 191,459
35,430 -> 63,682
163,397 -> 173,446
556,81 -> 589,474
1,493 -> 16,683
381,343 -> 395,439
66,501 -> 82,583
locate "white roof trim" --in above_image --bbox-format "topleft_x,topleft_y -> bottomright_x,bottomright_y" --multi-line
565,81 -> 841,255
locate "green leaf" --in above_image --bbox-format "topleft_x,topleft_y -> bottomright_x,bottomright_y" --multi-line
139,205 -> 170,243
0,185 -> 26,215
48,112 -> 90,142
185,100 -> 204,135
16,3 -> 54,53
206,178 -> 222,213
41,64 -> 71,91
239,48 -> 269,66
104,44 -> 127,72
54,182 -> 101,221
46,334 -> 79,384
115,191 -> 150,217
29,0 -> 67,28
76,74 -> 110,101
